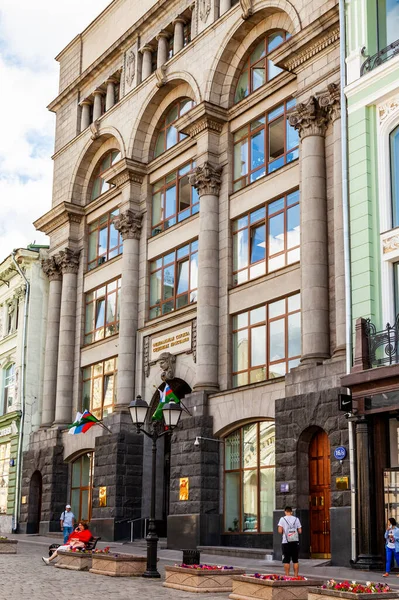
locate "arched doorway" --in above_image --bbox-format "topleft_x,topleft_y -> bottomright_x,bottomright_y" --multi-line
27,471 -> 42,534
309,430 -> 331,558
144,378 -> 191,537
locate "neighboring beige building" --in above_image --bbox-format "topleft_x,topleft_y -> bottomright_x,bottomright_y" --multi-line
0,246 -> 48,533
21,0 -> 350,563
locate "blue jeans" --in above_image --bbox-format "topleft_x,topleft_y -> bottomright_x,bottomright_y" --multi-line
385,546 -> 399,572
63,526 -> 73,544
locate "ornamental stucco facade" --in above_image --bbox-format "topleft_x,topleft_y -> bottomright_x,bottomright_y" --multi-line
22,0 -> 350,563
0,247 -> 48,533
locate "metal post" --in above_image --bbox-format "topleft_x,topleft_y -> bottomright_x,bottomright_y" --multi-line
143,425 -> 160,578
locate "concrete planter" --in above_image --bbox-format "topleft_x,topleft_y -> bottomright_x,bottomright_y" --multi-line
164,566 -> 246,593
55,550 -> 92,571
89,553 -> 147,577
308,589 -> 399,600
0,539 -> 17,554
230,576 -> 323,600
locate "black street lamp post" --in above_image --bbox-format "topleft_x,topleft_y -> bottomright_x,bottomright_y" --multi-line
129,395 -> 182,579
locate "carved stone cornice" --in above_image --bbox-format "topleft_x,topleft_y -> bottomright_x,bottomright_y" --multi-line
56,248 -> 80,275
42,257 -> 62,282
189,162 -> 223,197
240,0 -> 253,20
113,210 -> 143,240
104,157 -> 147,188
176,101 -> 228,139
34,202 -> 85,236
288,96 -> 329,139
318,83 -> 341,122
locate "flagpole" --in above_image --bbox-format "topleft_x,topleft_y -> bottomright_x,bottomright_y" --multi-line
98,421 -> 112,434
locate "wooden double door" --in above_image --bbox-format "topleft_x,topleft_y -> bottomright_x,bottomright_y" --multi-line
309,430 -> 331,558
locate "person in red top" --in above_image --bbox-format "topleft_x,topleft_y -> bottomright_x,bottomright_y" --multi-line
42,521 -> 93,565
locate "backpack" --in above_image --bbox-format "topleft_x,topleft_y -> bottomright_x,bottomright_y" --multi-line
284,517 -> 299,542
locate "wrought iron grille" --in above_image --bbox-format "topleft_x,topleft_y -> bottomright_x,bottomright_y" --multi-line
365,316 -> 399,367
361,38 -> 399,76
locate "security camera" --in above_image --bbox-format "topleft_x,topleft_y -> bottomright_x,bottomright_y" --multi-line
194,437 -> 200,446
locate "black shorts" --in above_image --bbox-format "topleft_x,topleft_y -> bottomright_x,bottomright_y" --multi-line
282,542 -> 299,564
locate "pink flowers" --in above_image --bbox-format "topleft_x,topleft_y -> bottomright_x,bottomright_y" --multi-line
322,580 -> 392,593
93,546 -> 111,554
178,564 -> 234,570
252,574 -> 307,581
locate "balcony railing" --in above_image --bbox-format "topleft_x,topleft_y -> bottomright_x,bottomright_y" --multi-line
361,38 -> 399,76
365,316 -> 399,368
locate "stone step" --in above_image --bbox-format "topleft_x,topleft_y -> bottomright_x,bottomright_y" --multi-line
198,546 -> 273,560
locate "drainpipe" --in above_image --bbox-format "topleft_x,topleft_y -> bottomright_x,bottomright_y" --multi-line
339,0 -> 356,563
11,250 -> 30,533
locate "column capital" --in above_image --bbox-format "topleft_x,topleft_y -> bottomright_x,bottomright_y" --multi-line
93,88 -> 104,96
113,210 -> 143,240
42,257 -> 62,281
56,248 -> 80,275
318,83 -> 341,122
105,76 -> 119,85
288,96 -> 329,139
156,30 -> 170,41
189,162 -> 223,197
173,16 -> 186,25
140,44 -> 154,54
80,98 -> 92,107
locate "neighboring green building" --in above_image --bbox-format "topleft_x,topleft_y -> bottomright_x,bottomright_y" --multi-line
343,0 -> 399,570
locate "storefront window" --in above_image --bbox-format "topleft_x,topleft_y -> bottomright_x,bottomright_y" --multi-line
0,442 -> 10,514
71,452 -> 94,522
224,422 -> 275,533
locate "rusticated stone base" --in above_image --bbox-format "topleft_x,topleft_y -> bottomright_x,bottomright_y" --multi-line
55,550 -> 92,571
0,540 -> 17,554
308,590 -> 399,600
90,553 -> 147,577
164,566 -> 246,593
230,576 -> 324,600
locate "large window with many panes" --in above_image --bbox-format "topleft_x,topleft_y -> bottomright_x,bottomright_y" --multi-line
232,293 -> 301,387
82,358 -> 117,419
233,190 -> 299,285
84,279 -> 121,345
90,150 -> 121,201
233,99 -> 298,191
0,442 -> 10,514
87,209 -> 123,271
71,452 -> 94,522
152,162 -> 199,235
154,98 -> 195,157
224,422 -> 275,533
234,30 -> 290,104
149,241 -> 198,319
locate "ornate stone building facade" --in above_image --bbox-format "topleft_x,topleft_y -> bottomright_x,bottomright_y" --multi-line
21,0 -> 350,563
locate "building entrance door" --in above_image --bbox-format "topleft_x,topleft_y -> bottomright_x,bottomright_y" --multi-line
27,470 -> 42,534
309,430 -> 331,558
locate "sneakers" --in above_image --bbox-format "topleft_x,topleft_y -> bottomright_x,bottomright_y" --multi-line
42,557 -> 50,565
383,573 -> 389,577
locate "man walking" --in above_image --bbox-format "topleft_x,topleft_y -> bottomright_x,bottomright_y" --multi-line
60,504 -> 75,544
278,506 -> 302,576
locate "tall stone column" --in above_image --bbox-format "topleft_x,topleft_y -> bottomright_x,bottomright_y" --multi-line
113,210 -> 142,408
320,84 -> 345,356
54,249 -> 80,425
173,18 -> 185,54
140,45 -> 153,80
220,0 -> 231,14
41,257 -> 62,427
92,89 -> 103,122
189,162 -> 222,392
80,100 -> 91,132
156,32 -> 169,67
105,77 -> 117,111
289,98 -> 330,363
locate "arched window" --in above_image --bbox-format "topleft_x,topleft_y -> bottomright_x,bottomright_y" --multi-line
3,364 -> 15,412
391,125 -> 399,228
70,452 -> 94,522
154,98 -> 195,157
90,149 -> 121,201
224,422 -> 275,533
234,30 -> 290,104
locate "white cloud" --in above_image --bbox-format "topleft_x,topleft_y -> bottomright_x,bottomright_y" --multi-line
0,0 -> 111,262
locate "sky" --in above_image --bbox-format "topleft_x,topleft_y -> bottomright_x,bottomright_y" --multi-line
0,0 -> 111,263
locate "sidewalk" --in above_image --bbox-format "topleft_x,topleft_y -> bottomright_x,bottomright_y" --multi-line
9,533 -> 399,587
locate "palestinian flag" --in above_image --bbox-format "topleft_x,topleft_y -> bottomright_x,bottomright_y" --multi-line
152,383 -> 180,421
68,410 -> 100,434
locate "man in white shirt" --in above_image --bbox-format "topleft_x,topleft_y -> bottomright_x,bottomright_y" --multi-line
60,505 -> 75,544
277,506 -> 302,576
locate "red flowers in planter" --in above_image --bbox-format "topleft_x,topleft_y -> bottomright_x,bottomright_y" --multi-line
93,547 -> 111,554
322,580 -> 392,593
178,564 -> 235,570
252,574 -> 307,581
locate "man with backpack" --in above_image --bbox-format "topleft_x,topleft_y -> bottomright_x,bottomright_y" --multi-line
278,506 -> 302,576
60,504 -> 75,544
